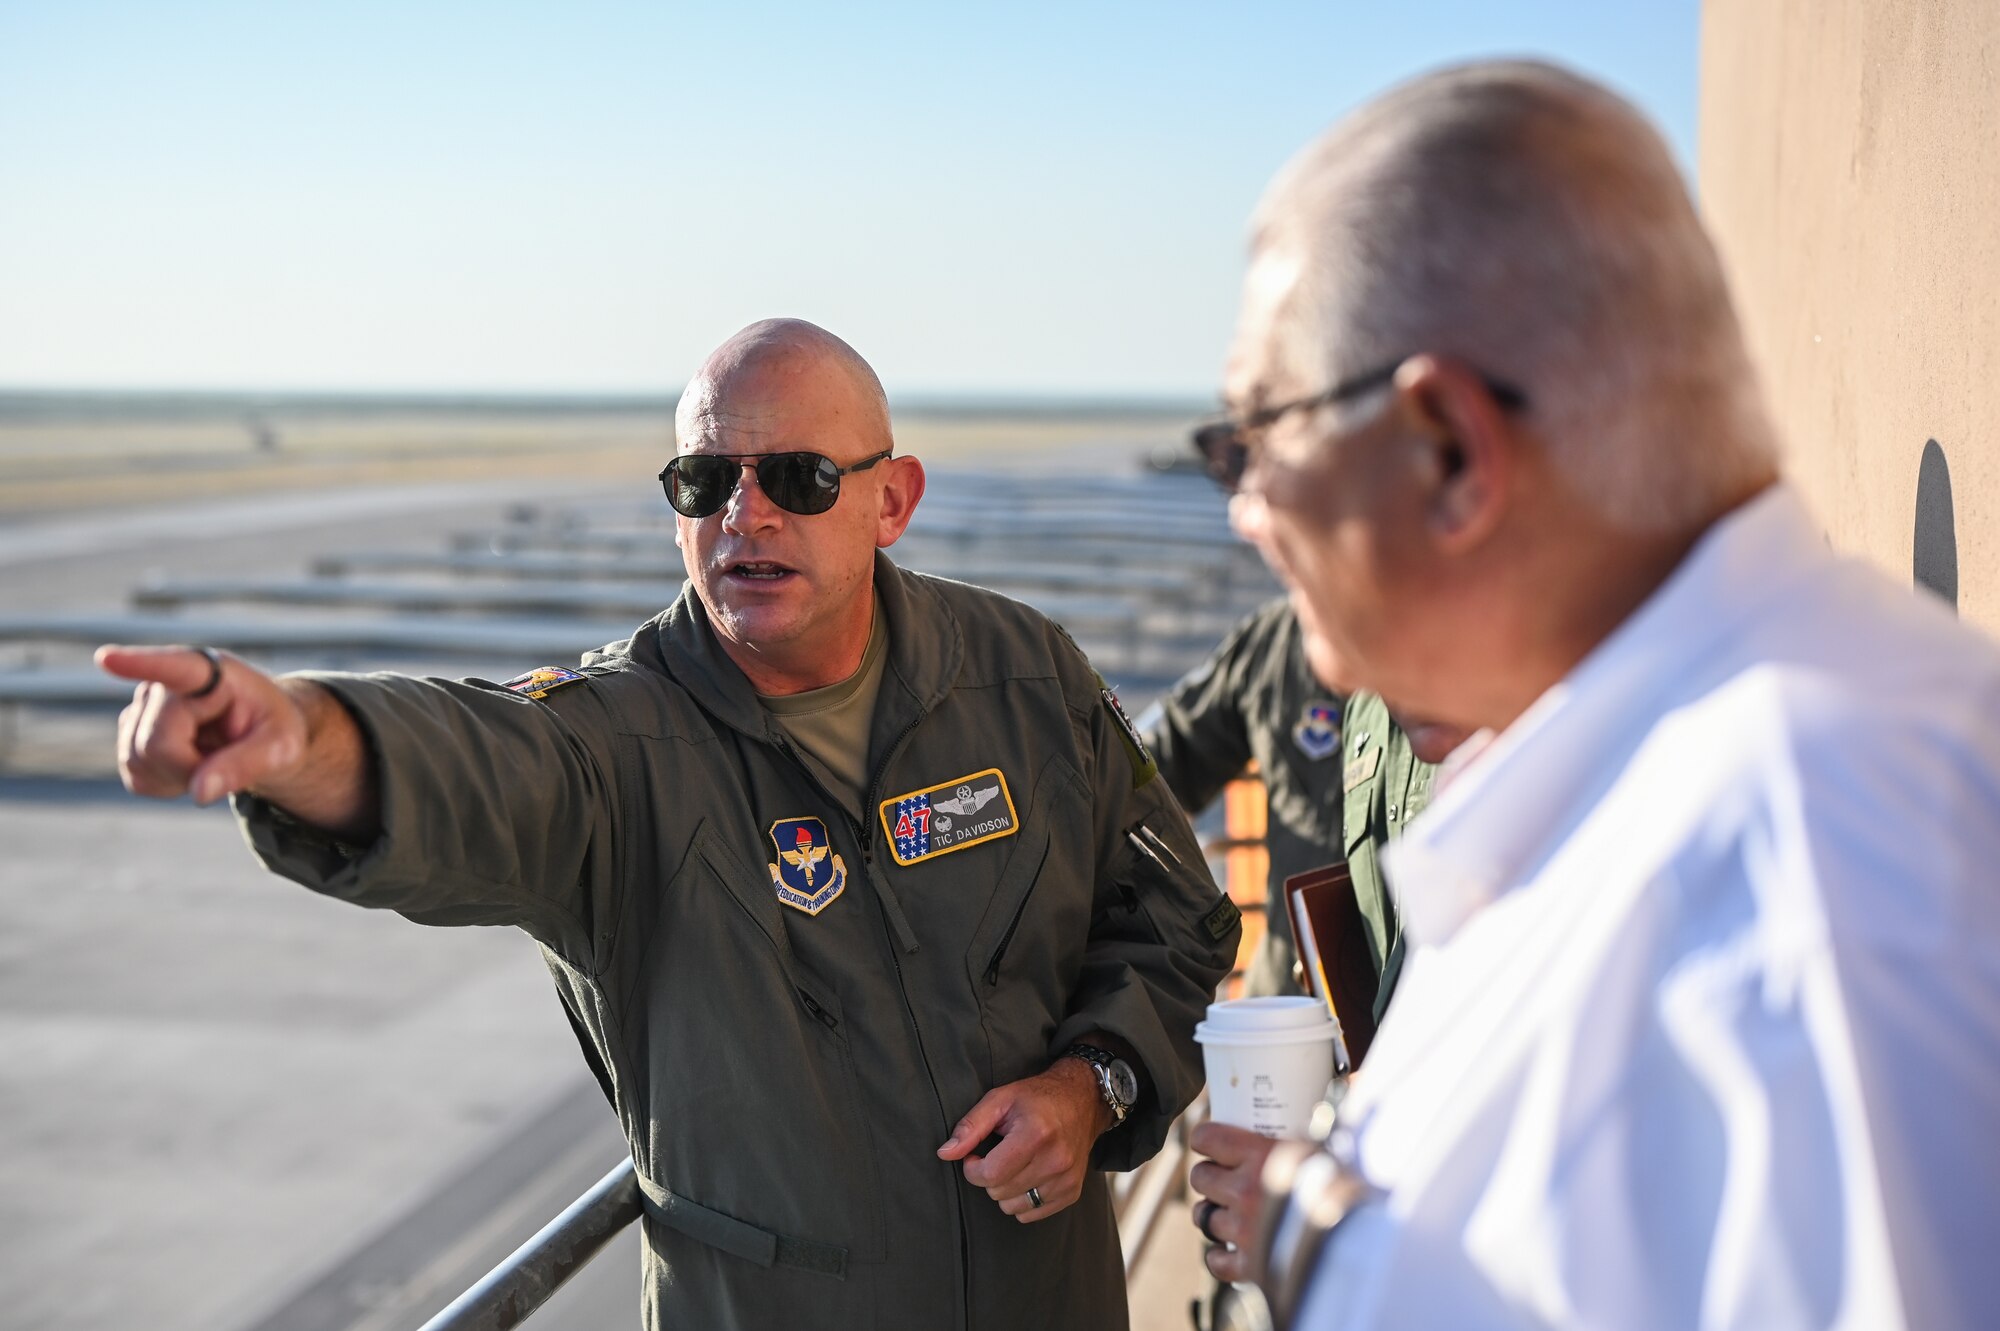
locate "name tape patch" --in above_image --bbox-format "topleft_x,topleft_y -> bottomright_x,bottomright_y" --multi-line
1343,746 -> 1381,794
879,768 -> 1019,867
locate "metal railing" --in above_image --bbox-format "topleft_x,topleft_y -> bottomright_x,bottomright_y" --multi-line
418,1119 -> 1199,1329
416,1159 -> 640,1331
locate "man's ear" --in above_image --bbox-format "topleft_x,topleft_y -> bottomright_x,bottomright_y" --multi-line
1394,355 -> 1513,553
876,454 -> 926,547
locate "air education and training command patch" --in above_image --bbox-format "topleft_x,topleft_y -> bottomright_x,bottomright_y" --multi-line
1293,702 -> 1342,760
768,816 -> 848,915
501,665 -> 588,700
879,768 -> 1019,867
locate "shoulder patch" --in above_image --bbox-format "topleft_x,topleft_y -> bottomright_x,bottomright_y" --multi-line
1292,701 -> 1341,760
1100,684 -> 1158,789
1200,895 -> 1242,943
502,665 -> 588,700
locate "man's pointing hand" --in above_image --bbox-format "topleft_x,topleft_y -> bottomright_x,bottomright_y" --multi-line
97,644 -> 310,805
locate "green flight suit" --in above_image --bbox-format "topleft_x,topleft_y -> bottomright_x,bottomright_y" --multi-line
1193,689 -> 1438,1331
1337,690 -> 1437,1022
234,554 -> 1239,1331
1141,599 -> 1346,997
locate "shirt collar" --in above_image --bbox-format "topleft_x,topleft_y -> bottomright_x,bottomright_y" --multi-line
1384,482 -> 1825,944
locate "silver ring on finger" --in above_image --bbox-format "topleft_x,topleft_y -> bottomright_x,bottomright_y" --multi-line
1027,1186 -> 1044,1209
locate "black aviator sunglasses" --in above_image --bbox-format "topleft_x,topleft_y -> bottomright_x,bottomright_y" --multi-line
1192,361 -> 1528,493
660,449 -> 892,519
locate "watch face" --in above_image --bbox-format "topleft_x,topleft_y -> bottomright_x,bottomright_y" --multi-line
1108,1059 -> 1139,1107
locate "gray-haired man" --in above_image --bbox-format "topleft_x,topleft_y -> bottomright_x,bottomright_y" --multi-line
1200,60 -> 2000,1330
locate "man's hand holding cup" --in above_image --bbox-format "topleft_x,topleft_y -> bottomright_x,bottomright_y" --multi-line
1188,997 -> 1341,1286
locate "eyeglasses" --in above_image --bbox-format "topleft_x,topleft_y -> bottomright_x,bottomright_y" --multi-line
658,448 -> 892,518
1191,361 -> 1528,492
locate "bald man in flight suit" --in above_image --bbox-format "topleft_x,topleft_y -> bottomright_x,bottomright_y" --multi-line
100,319 -> 1239,1331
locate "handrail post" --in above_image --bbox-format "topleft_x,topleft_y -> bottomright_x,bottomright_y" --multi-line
417,1157 -> 641,1331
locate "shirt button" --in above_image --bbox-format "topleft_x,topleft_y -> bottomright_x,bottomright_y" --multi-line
1388,804 -> 1399,819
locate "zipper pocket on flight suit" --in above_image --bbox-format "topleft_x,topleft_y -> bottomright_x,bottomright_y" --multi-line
981,834 -> 1052,984
797,987 -> 839,1031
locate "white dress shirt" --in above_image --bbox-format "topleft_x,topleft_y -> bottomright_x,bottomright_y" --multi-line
1298,485 -> 2000,1330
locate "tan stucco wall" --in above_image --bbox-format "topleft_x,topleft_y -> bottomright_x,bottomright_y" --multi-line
1699,0 -> 2000,629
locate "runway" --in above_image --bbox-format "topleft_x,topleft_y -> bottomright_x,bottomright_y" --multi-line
0,474 -> 643,1330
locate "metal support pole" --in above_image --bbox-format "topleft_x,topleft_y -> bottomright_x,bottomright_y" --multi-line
417,1157 -> 641,1331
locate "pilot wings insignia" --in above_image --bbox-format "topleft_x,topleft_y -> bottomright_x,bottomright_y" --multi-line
767,817 -> 847,915
931,783 -> 999,817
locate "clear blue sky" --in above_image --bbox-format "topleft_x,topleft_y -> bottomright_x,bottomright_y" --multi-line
0,1 -> 1700,397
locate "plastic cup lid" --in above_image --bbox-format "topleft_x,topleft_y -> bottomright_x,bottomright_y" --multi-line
1194,995 -> 1340,1046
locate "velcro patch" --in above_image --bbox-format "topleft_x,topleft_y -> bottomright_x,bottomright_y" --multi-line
1293,701 -> 1341,761
1101,685 -> 1158,789
502,665 -> 587,700
879,768 -> 1018,867
768,816 -> 848,915
1343,746 -> 1381,793
1201,896 -> 1242,943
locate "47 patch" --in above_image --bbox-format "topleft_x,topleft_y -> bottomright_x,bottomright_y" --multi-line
767,817 -> 848,915
879,768 -> 1018,867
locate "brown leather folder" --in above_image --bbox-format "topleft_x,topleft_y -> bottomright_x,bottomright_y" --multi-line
1283,862 -> 1380,1071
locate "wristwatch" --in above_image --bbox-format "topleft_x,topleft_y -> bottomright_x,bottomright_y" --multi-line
1064,1043 -> 1139,1126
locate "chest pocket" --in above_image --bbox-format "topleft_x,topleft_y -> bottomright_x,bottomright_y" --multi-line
1343,743 -> 1384,854
620,821 -> 887,1265
962,754 -> 1090,1087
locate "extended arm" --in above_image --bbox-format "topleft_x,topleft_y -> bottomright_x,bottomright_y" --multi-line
1140,606 -> 1271,813
100,642 -> 618,965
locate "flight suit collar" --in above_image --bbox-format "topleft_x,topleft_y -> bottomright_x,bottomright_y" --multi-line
637,552 -> 963,756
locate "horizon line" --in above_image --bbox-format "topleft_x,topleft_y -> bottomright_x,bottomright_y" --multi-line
0,385 -> 1215,417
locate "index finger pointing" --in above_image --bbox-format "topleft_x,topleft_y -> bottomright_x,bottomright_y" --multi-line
96,644 -> 222,694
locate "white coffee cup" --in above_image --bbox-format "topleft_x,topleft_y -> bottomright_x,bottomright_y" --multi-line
1194,996 -> 1340,1139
